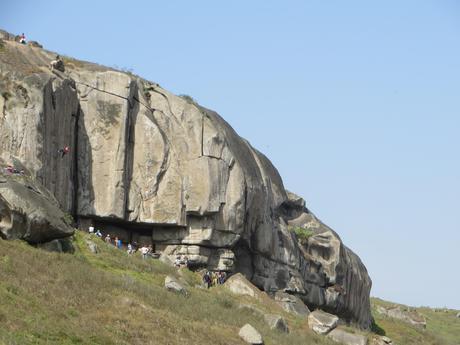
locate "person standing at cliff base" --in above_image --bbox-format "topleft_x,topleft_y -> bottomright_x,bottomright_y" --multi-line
140,246 -> 149,259
127,243 -> 133,255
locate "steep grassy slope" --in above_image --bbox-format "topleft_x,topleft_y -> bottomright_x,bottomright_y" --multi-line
371,299 -> 460,345
0,233 -> 458,345
0,232 -> 337,345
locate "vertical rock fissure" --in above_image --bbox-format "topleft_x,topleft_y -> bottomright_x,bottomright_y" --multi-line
123,80 -> 138,220
71,103 -> 81,218
201,113 -> 204,156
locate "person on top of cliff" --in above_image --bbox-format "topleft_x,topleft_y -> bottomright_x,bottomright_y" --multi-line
50,55 -> 64,72
19,33 -> 26,44
58,146 -> 70,158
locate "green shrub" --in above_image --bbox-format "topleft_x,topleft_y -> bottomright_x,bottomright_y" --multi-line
289,226 -> 314,243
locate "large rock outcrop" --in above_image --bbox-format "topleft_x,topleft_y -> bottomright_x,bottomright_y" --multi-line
0,32 -> 372,328
0,171 -> 74,243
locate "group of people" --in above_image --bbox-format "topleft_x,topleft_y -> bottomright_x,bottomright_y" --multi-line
86,227 -> 228,284
202,270 -> 227,288
103,233 -> 125,249
90,227 -> 156,259
138,245 -> 156,259
88,226 -> 103,238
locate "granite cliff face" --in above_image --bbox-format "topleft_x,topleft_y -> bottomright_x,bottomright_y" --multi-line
0,32 -> 372,328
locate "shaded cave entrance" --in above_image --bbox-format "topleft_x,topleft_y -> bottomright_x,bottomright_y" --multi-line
77,216 -> 185,252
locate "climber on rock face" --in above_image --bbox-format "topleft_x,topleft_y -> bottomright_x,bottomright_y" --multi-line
58,146 -> 70,158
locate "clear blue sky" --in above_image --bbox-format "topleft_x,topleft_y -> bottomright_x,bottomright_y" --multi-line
2,0 -> 459,309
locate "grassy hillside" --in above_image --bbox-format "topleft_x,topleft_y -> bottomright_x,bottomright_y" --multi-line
371,298 -> 460,345
0,232 -> 337,345
0,232 -> 458,345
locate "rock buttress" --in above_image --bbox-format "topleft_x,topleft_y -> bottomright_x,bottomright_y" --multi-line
0,36 -> 372,328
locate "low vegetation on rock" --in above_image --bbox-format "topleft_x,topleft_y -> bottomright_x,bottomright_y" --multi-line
289,225 -> 314,244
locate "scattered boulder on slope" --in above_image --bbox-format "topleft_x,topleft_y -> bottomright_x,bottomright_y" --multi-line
238,324 -> 263,344
37,238 -> 74,253
164,275 -> 188,296
327,328 -> 368,345
376,305 -> 426,329
307,309 -> 339,335
224,273 -> 260,298
273,291 -> 310,316
0,173 -> 74,244
263,314 -> 289,333
371,335 -> 393,345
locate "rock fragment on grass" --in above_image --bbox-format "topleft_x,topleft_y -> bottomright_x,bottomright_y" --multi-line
307,309 -> 338,334
238,324 -> 263,344
263,314 -> 289,333
164,275 -> 188,296
327,328 -> 367,345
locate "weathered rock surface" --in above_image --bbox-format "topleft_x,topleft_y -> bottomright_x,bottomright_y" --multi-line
263,314 -> 289,333
273,291 -> 310,317
327,328 -> 368,345
238,324 -> 263,344
376,305 -> 426,329
37,238 -> 74,253
0,172 -> 74,243
370,335 -> 393,345
0,31 -> 372,328
164,275 -> 188,296
307,309 -> 339,335
225,273 -> 260,298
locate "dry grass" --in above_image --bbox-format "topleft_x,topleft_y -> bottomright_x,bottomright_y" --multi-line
1,233 -> 456,344
0,232 -> 336,345
371,298 -> 459,345
0,43 -> 43,76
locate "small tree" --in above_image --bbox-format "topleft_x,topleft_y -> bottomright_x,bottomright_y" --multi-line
288,226 -> 314,245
